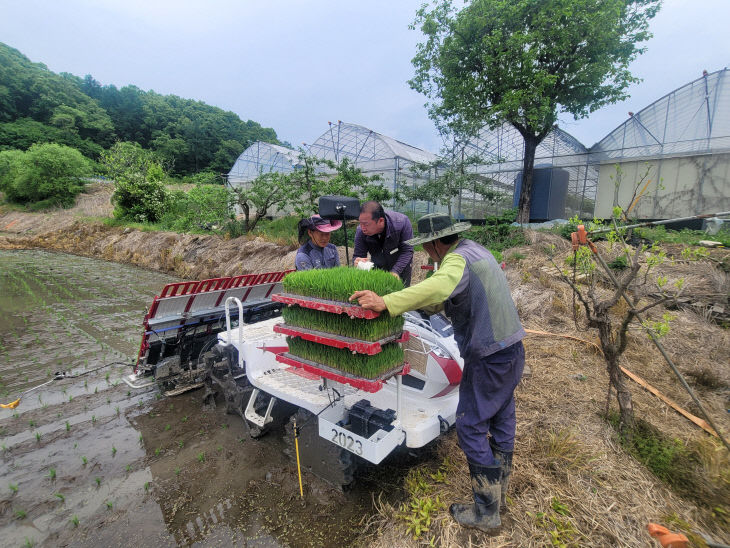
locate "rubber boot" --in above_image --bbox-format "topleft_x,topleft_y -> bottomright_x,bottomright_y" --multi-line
490,443 -> 513,512
449,461 -> 502,533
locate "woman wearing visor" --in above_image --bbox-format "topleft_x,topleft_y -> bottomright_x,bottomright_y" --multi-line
294,214 -> 342,270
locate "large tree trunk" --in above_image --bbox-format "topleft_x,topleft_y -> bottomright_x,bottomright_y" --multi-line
517,134 -> 540,224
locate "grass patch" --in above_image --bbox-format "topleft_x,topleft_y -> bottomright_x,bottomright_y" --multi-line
249,215 -> 300,245
609,414 -> 730,523
637,225 -> 730,246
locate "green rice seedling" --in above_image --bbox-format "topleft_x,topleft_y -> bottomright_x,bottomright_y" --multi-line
178,440 -> 184,448
197,452 -> 205,463
116,406 -> 120,416
139,434 -> 143,443
286,338 -> 404,379
15,508 -> 26,519
9,483 -> 18,494
91,415 -> 96,424
35,432 -> 41,442
71,515 -> 79,527
181,415 -> 187,423
48,468 -> 56,480
95,477 -> 101,487
175,467 -> 181,476
144,481 -> 150,492
282,267 -> 403,302
29,419 -> 35,428
54,493 -> 64,503
81,456 -> 87,465
154,447 -> 162,456
24,537 -> 34,548
106,500 -> 113,510
68,395 -> 73,402
164,424 -> 171,431
65,421 -> 70,432
111,446 -> 117,456
126,464 -> 131,473
281,306 -> 404,342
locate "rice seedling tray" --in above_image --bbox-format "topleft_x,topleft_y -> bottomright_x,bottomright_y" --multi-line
273,293 -> 381,319
273,323 -> 410,355
275,353 -> 411,393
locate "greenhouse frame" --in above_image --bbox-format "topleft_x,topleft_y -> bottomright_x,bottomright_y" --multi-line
591,68 -> 730,219
225,69 -> 729,222
227,141 -> 301,187
457,124 -> 597,220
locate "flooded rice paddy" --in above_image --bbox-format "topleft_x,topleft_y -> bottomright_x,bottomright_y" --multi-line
0,250 -> 403,547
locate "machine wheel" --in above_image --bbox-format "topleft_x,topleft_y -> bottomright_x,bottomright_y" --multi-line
283,408 -> 360,490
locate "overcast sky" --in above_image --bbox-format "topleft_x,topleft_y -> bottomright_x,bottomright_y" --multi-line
1,0 -> 728,153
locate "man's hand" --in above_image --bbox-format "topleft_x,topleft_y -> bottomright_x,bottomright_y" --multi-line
354,257 -> 367,266
390,272 -> 400,279
349,290 -> 387,312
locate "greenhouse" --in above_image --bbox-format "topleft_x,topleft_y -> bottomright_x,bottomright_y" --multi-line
227,141 -> 301,187
455,123 -> 596,220
306,121 -> 439,210
590,68 -> 730,219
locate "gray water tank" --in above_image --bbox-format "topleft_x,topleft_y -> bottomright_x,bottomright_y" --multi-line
513,167 -> 569,221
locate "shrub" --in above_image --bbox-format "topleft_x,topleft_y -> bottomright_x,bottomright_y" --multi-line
187,170 -> 222,185
111,174 -> 167,223
102,142 -> 168,222
159,184 -> 230,231
0,144 -> 91,207
465,223 -> 527,254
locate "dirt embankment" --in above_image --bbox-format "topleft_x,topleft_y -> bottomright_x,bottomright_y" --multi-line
0,184 -> 301,280
0,183 -> 433,281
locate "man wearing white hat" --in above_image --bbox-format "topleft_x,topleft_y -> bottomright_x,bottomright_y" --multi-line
350,213 -> 525,534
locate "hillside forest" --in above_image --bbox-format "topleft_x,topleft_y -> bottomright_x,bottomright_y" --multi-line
0,42 -> 279,176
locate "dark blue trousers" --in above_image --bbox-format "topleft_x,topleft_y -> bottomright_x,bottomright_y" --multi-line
455,341 -> 525,466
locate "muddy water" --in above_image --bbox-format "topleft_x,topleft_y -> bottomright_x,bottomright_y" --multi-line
0,250 -> 403,548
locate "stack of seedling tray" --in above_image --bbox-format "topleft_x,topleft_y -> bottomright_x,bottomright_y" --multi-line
273,267 -> 410,392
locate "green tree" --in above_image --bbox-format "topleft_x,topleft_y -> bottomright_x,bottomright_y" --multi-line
101,141 -> 167,222
285,153 -> 333,218
410,0 -> 660,223
229,172 -> 291,233
0,143 -> 91,207
402,139 -> 500,217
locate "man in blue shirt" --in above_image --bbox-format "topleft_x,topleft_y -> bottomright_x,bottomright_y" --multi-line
295,215 -> 342,270
353,201 -> 414,286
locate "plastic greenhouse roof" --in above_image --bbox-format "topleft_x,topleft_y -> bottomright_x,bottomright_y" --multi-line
463,123 -> 590,173
307,122 -> 438,165
590,68 -> 730,161
227,141 -> 301,184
